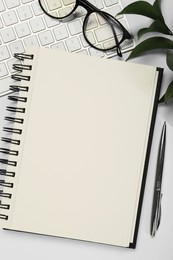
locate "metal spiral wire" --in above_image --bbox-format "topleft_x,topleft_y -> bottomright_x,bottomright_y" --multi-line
0,53 -> 33,220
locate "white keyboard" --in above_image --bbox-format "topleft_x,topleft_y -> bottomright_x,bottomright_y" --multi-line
0,0 -> 134,80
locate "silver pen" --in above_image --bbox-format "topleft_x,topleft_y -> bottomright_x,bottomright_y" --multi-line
150,122 -> 166,237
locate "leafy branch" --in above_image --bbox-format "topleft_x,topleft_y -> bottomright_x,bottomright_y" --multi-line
118,0 -> 173,103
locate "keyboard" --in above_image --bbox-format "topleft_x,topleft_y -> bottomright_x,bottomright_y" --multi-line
0,0 -> 135,80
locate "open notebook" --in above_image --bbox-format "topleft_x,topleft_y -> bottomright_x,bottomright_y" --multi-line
0,48 -> 163,248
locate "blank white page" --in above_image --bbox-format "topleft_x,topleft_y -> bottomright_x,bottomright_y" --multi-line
3,48 -> 158,247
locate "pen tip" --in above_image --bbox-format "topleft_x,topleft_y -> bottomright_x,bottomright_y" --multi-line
162,122 -> 166,133
151,227 -> 156,237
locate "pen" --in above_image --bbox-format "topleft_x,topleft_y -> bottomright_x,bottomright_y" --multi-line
150,122 -> 166,237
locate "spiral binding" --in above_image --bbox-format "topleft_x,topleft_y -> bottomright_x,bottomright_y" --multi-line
0,53 -> 33,221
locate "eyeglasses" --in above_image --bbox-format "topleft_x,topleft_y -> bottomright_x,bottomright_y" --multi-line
38,0 -> 133,57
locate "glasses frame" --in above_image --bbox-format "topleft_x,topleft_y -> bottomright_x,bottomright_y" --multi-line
38,0 -> 133,56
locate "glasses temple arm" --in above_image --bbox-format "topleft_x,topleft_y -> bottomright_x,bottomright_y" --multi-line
102,11 -> 132,39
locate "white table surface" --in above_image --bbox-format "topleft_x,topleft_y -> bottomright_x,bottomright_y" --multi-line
0,0 -> 173,259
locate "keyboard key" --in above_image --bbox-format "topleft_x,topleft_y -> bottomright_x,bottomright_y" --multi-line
30,17 -> 45,33
103,39 -> 115,49
44,15 -> 60,28
0,63 -> 8,77
106,5 -> 123,19
77,50 -> 88,55
7,58 -> 20,73
1,28 -> 16,43
80,35 -> 89,47
2,10 -> 18,26
9,40 -> 25,55
75,7 -> 87,18
65,37 -> 81,52
53,25 -> 69,41
85,14 -> 98,30
0,1 -> 5,12
51,42 -> 66,51
89,0 -> 104,9
88,46 -> 105,57
63,0 -> 75,5
95,22 -> 126,43
80,32 -> 96,47
95,25 -> 114,42
105,49 -> 116,56
21,0 -> 34,3
15,22 -> 31,38
38,30 -> 54,46
5,0 -> 20,9
17,6 -> 33,21
112,19 -> 128,33
96,13 -> 107,25
80,33 -> 96,47
31,2 -> 44,16
58,7 -> 73,18
0,17 -> 4,29
38,0 -> 48,12
120,38 -> 134,50
104,0 -> 118,7
85,32 -> 96,45
62,13 -> 75,22
68,20 -> 82,35
0,46 -> 10,61
24,35 -> 40,47
46,0 -> 62,11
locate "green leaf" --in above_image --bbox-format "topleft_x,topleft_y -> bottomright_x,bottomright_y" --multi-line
164,80 -> 173,102
137,20 -> 173,38
153,0 -> 164,22
137,28 -> 149,39
166,51 -> 173,71
118,1 -> 164,21
127,37 -> 173,60
159,94 -> 164,103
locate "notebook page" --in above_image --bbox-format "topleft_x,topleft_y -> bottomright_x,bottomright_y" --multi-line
5,48 -> 157,247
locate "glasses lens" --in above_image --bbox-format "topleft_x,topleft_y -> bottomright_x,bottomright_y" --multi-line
84,12 -> 123,50
39,0 -> 76,19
